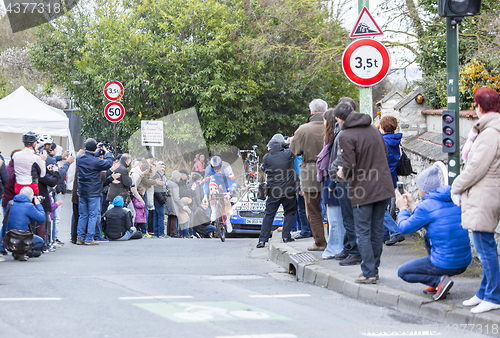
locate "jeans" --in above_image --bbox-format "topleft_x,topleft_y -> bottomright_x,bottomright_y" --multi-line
353,200 -> 386,278
303,191 -> 326,247
52,193 -> 62,240
33,234 -> 44,251
398,256 -> 467,287
179,222 -> 189,237
383,198 -> 400,238
293,193 -> 311,235
94,195 -> 105,240
323,205 -> 345,258
259,196 -> 297,243
336,182 -> 359,256
110,226 -> 137,241
473,231 -> 500,304
77,197 -> 101,242
153,200 -> 165,237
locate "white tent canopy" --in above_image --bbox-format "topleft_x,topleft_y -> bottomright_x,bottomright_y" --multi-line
0,86 -> 71,137
0,86 -> 76,186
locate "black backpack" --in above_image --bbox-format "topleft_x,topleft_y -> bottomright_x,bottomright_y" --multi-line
396,147 -> 416,176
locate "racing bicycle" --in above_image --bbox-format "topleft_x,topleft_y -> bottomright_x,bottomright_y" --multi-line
209,192 -> 227,242
240,145 -> 259,187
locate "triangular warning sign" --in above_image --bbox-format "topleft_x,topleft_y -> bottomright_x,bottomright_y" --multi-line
350,7 -> 383,38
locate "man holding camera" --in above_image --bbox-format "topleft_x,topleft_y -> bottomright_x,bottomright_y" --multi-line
75,139 -> 114,245
1,187 -> 46,261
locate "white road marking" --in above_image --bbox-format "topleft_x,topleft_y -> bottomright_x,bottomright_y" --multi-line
119,296 -> 194,300
0,298 -> 61,301
208,275 -> 263,280
216,334 -> 297,338
249,294 -> 311,298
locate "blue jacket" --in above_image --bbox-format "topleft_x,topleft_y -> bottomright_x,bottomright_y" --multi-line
6,194 -> 46,231
397,186 -> 472,269
76,151 -> 114,198
382,132 -> 402,188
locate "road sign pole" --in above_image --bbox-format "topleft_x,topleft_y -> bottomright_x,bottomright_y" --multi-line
114,123 -> 117,158
446,17 -> 460,184
358,0 -> 372,115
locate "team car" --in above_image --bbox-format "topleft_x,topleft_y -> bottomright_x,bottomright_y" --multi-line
229,186 -> 284,234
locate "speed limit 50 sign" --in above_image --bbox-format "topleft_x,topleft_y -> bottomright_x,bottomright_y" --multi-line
342,39 -> 390,87
104,102 -> 125,122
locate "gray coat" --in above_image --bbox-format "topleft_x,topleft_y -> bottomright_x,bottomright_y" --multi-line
167,179 -> 183,216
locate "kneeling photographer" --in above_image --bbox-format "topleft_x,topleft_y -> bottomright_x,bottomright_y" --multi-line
1,187 -> 46,261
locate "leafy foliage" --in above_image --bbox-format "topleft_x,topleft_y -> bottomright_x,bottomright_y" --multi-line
30,0 -> 357,154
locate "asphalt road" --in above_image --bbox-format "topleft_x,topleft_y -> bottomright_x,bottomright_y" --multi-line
0,195 -> 490,338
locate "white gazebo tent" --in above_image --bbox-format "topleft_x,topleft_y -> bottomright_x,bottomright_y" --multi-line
0,86 -> 76,185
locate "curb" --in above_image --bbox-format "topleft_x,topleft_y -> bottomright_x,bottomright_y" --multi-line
268,233 -> 500,337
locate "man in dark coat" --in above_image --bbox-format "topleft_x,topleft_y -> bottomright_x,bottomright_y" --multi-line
75,139 -> 114,245
335,104 -> 395,284
256,134 -> 298,248
102,196 -> 137,241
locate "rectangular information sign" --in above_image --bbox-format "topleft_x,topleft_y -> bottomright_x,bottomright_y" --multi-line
141,120 -> 164,146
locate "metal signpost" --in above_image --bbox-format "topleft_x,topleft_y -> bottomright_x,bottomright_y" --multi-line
103,81 -> 125,157
141,120 -> 164,157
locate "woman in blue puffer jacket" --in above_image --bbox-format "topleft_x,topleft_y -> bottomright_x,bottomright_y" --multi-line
395,164 -> 472,301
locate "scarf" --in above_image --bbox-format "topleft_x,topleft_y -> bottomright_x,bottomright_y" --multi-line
316,141 -> 332,182
461,127 -> 479,163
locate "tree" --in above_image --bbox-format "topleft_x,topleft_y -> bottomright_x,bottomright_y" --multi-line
30,0 -> 357,153
377,0 -> 500,75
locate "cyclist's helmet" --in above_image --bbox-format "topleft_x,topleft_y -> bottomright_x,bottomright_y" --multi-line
22,131 -> 38,143
37,134 -> 53,145
210,156 -> 223,170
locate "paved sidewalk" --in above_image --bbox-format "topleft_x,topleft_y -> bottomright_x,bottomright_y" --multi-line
267,231 -> 500,336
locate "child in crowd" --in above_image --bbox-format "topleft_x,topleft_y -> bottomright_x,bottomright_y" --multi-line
132,186 -> 149,237
178,197 -> 192,238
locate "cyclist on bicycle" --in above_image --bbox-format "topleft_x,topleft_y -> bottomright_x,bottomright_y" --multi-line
204,156 -> 237,232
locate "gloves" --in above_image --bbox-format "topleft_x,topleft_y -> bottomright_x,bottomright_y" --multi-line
451,193 -> 461,206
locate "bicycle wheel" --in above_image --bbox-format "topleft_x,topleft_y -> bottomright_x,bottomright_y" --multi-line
216,203 -> 226,242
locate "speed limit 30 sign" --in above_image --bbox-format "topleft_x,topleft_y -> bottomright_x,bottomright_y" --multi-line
342,39 -> 390,87
104,102 -> 125,122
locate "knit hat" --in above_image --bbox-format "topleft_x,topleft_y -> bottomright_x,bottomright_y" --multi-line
171,170 -> 181,181
113,196 -> 124,207
85,139 -> 98,151
416,166 -> 441,193
209,182 -> 218,190
179,168 -> 189,175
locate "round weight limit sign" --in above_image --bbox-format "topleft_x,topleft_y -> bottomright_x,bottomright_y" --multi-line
103,81 -> 124,101
342,39 -> 390,87
104,102 -> 125,122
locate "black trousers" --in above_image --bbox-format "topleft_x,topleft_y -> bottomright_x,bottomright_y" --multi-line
71,203 -> 79,243
259,196 -> 297,243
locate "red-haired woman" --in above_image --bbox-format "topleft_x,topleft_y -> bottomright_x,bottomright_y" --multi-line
452,88 -> 500,314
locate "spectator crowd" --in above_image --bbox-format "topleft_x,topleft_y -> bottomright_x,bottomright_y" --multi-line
1,88 -> 499,315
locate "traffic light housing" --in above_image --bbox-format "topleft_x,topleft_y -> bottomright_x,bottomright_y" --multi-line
442,110 -> 457,153
438,0 -> 481,18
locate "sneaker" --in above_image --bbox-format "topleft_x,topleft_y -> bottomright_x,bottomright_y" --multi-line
463,295 -> 482,307
355,276 -> 377,284
143,233 -> 153,238
84,241 -> 99,245
471,300 -> 500,314
384,234 -> 405,246
433,276 -> 453,301
334,249 -> 349,260
13,254 -> 28,261
0,254 -> 5,262
0,250 -> 8,255
339,254 -> 362,266
27,250 -> 42,258
359,272 -> 379,280
226,220 -> 233,233
423,286 -> 437,294
76,237 -> 85,245
55,238 -> 65,246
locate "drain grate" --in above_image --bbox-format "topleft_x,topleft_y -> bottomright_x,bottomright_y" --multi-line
289,253 -> 318,264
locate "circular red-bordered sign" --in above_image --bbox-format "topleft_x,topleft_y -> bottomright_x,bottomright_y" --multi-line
104,102 -> 125,122
103,81 -> 124,101
342,39 -> 390,87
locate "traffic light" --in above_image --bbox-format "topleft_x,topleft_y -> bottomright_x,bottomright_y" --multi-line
438,0 -> 481,18
442,110 -> 457,153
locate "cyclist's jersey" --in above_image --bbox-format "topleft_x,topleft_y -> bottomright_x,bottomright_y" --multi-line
204,161 -> 237,196
12,148 -> 46,185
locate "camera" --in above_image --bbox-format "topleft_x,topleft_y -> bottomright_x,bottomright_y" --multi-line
397,182 -> 405,195
36,196 -> 45,203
